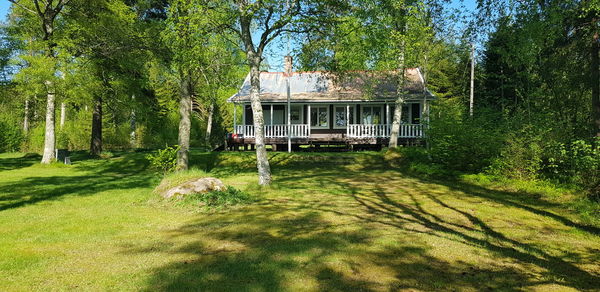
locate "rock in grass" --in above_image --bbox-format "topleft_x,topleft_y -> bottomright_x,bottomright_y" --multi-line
163,177 -> 226,199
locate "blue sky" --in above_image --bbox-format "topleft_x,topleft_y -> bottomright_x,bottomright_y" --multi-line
0,1 -> 9,21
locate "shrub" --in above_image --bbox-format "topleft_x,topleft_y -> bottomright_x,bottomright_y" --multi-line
427,113 -> 503,172
146,145 -> 180,174
487,126 -> 544,180
179,186 -> 254,208
543,139 -> 600,186
0,118 -> 23,153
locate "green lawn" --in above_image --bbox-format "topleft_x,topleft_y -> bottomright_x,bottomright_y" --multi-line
0,150 -> 599,291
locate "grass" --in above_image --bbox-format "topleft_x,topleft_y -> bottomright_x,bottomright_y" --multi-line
0,150 -> 599,291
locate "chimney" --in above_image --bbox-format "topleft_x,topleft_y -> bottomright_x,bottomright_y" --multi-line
284,55 -> 293,76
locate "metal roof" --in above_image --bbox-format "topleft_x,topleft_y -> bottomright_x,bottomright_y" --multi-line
228,68 -> 434,103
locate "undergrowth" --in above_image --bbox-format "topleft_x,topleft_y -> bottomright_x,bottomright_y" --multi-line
176,186 -> 255,210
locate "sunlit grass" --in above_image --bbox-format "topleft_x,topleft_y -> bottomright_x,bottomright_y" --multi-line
0,150 -> 599,291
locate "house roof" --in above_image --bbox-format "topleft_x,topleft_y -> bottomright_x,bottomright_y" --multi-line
227,68 -> 434,103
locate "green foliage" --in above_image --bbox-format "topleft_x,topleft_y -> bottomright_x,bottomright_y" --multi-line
177,186 -> 254,209
146,145 -> 180,174
544,139 -> 600,187
0,117 -> 23,153
427,102 -> 503,172
487,126 -> 544,180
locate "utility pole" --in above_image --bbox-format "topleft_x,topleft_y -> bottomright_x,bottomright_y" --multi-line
470,43 -> 475,117
286,0 -> 292,153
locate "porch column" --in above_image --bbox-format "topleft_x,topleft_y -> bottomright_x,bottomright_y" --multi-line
270,104 -> 273,125
307,104 -> 311,137
242,104 -> 246,126
386,103 -> 390,125
386,103 -> 390,136
346,104 -> 350,136
233,104 -> 237,134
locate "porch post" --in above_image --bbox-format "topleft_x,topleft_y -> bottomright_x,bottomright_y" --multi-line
386,103 -> 390,136
270,104 -> 273,125
386,103 -> 390,125
233,103 -> 237,134
307,104 -> 311,137
242,104 -> 246,126
346,104 -> 350,136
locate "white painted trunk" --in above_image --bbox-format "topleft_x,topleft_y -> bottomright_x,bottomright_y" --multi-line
23,99 -> 30,134
389,49 -> 406,147
130,95 -> 136,148
249,61 -> 272,185
205,102 -> 214,148
60,102 -> 66,128
41,81 -> 56,164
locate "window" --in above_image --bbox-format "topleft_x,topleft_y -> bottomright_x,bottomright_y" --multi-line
411,103 -> 421,124
402,105 -> 410,124
389,105 -> 410,124
310,106 -> 329,128
334,106 -> 354,128
290,105 -> 302,124
362,106 -> 382,125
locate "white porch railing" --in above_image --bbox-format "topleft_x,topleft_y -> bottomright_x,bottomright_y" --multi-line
347,124 -> 425,138
235,124 -> 424,139
235,124 -> 309,138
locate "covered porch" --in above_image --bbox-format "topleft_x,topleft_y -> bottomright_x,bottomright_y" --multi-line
232,102 -> 428,140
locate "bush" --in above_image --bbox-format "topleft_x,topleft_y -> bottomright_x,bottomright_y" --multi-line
0,118 -> 23,153
487,126 -> 544,180
179,186 -> 254,208
543,139 -> 600,186
427,112 -> 503,173
146,145 -> 180,174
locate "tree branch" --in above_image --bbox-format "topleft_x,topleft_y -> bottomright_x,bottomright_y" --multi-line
7,0 -> 36,15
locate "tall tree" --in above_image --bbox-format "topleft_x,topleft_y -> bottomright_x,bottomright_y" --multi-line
209,0 -> 337,185
64,0 -> 147,155
8,0 -> 72,163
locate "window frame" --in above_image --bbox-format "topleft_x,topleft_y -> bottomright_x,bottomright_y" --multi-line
333,105 -> 356,129
309,105 -> 330,129
361,104 -> 384,125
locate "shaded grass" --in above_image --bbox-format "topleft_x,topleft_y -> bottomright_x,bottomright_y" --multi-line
0,150 -> 599,291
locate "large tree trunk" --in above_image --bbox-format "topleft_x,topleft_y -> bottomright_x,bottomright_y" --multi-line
249,56 -> 272,185
41,81 -> 56,164
592,30 -> 600,137
90,96 -> 103,156
389,38 -> 406,148
205,102 -> 214,148
23,99 -> 30,134
60,102 -> 66,128
177,73 -> 192,171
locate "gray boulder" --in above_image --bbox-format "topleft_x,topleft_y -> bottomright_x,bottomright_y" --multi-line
164,177 -> 226,199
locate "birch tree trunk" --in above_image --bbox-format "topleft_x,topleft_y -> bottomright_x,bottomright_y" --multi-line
205,102 -> 214,148
592,30 -> 600,137
249,55 -> 272,185
389,37 -> 406,148
177,73 -> 192,171
90,95 -> 103,155
60,102 -> 66,128
23,99 -> 30,134
130,95 -> 136,148
41,81 -> 56,163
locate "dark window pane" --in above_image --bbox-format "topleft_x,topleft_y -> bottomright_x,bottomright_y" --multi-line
411,103 -> 421,124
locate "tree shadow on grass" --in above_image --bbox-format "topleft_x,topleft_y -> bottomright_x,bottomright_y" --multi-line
0,153 -> 40,171
270,167 -> 600,290
130,202 -> 533,291
126,155 -> 600,291
0,152 -> 154,211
